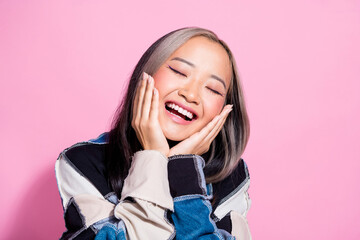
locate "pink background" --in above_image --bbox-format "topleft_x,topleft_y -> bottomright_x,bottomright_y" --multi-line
1,0 -> 359,239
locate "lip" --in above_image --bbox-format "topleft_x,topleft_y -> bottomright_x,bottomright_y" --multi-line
164,100 -> 199,125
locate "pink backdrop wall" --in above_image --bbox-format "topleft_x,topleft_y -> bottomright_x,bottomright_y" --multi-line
1,0 -> 359,239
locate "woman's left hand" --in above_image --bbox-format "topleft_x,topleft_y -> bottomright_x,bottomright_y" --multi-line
168,105 -> 232,157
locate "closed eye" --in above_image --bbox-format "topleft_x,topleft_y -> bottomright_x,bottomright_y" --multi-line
168,65 -> 187,77
206,87 -> 224,97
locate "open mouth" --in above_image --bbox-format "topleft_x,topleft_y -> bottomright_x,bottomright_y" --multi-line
165,102 -> 197,121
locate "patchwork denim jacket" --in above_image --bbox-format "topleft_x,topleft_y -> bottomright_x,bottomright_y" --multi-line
55,133 -> 251,239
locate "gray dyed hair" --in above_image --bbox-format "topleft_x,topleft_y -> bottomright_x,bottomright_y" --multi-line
109,27 -> 250,189
142,27 -> 250,182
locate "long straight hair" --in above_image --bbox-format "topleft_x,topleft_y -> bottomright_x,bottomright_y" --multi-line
106,27 -> 250,198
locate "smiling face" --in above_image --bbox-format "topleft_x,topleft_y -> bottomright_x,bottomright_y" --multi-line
152,36 -> 232,141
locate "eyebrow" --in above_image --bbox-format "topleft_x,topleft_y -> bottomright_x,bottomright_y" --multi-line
170,57 -> 227,90
171,57 -> 195,67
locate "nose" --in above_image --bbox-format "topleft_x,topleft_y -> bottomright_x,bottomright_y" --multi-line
178,81 -> 200,105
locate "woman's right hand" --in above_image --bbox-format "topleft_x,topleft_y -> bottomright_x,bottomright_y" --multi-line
131,72 -> 170,157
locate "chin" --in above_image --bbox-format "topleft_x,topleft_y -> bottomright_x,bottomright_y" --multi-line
163,130 -> 187,142
164,134 -> 187,142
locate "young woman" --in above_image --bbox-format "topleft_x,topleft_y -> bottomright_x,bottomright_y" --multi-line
56,27 -> 251,240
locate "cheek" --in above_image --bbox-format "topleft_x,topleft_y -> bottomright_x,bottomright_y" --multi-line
203,98 -> 225,120
153,70 -> 166,90
153,68 -> 174,96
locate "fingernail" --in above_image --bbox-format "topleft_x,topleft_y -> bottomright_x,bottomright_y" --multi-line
143,72 -> 148,81
223,105 -> 232,111
153,88 -> 158,95
148,75 -> 153,83
223,107 -> 232,115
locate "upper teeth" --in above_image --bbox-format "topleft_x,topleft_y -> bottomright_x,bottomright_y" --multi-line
167,103 -> 194,120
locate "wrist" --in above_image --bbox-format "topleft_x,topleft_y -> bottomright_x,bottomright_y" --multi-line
143,145 -> 169,157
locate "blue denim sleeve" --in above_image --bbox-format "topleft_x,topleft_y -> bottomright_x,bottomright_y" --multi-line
168,155 -> 236,240
95,223 -> 127,240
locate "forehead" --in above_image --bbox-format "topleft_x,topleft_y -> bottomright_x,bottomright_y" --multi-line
168,36 -> 232,86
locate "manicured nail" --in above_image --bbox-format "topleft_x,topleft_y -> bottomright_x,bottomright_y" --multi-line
223,105 -> 232,111
148,75 -> 153,83
143,72 -> 148,80
153,88 -> 158,95
223,106 -> 232,115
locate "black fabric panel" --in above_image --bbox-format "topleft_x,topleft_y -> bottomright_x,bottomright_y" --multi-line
64,201 -> 84,232
61,200 -> 97,239
168,156 -> 205,197
211,159 -> 247,211
215,214 -> 232,233
60,230 -> 73,240
65,143 -> 113,196
166,210 -> 174,225
60,228 -> 96,240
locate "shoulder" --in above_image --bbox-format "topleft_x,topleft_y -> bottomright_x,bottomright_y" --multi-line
60,132 -> 109,165
59,132 -> 108,173
212,159 -> 251,220
56,132 -> 112,197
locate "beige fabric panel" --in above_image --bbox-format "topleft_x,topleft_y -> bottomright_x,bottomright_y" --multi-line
115,199 -> 174,240
230,211 -> 252,240
55,154 -> 104,209
74,194 -> 116,228
121,150 -> 173,211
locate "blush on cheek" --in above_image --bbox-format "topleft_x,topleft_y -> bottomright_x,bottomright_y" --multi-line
204,100 -> 225,121
215,101 -> 226,115
153,68 -> 173,88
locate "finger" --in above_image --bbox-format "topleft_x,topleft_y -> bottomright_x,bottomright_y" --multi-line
205,108 -> 231,144
141,75 -> 154,120
133,72 -> 148,121
207,105 -> 232,136
149,87 -> 159,121
197,105 -> 232,143
133,72 -> 147,112
196,105 -> 230,134
195,114 -> 222,140
220,104 -> 233,116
